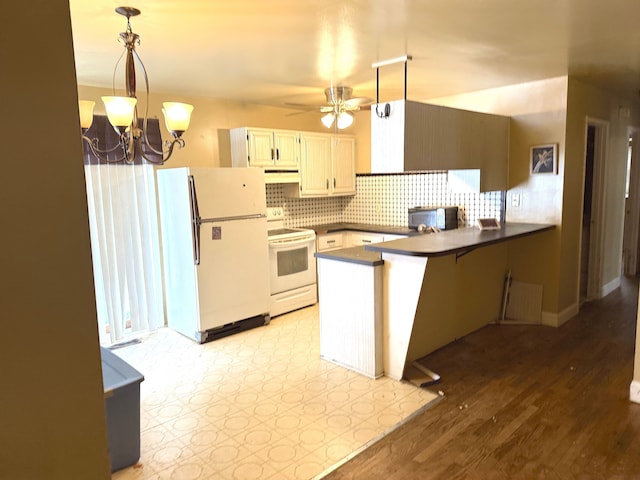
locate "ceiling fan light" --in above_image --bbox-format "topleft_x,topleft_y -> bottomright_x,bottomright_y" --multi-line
162,102 -> 194,135
321,112 -> 335,128
337,111 -> 353,129
78,100 -> 95,130
102,96 -> 137,128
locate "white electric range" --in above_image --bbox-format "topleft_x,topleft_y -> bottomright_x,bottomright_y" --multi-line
266,207 -> 317,317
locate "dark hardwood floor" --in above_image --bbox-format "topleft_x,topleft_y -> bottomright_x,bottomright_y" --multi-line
323,276 -> 640,479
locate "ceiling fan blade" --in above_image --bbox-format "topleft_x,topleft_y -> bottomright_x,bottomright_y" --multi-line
344,96 -> 373,108
284,102 -> 325,111
286,109 -> 323,117
319,106 -> 334,113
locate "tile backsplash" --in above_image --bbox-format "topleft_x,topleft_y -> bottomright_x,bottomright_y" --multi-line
266,172 -> 505,228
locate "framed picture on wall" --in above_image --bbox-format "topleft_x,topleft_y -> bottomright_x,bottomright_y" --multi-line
530,144 -> 558,175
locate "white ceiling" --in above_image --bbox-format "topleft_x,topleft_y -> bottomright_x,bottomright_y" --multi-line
69,0 -> 640,110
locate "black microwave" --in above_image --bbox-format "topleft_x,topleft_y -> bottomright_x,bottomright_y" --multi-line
408,206 -> 459,231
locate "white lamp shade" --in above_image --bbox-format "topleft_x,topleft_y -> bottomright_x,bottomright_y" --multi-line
102,96 -> 137,128
78,100 -> 95,129
162,102 -> 194,133
321,112 -> 335,128
336,111 -> 353,129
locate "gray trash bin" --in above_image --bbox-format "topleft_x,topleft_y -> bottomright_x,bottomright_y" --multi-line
100,347 -> 145,472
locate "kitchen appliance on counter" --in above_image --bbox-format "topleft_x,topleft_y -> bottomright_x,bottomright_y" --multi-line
266,207 -> 317,317
156,167 -> 271,343
408,206 -> 459,232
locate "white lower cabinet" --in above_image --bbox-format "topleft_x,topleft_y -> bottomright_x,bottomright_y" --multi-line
316,232 -> 345,252
318,231 -> 407,251
348,232 -> 384,246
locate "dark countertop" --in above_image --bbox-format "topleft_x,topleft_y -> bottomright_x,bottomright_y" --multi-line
315,246 -> 384,266
306,222 -> 417,237
365,223 -> 555,257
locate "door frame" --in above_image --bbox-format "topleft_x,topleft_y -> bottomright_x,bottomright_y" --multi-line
623,129 -> 640,275
582,117 -> 609,301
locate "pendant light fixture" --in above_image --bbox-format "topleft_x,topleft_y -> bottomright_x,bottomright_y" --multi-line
79,6 -> 193,164
321,109 -> 354,130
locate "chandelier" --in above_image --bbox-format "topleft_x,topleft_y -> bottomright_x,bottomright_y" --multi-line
79,7 -> 193,164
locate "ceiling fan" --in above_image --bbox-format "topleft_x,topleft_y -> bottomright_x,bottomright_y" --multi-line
288,86 -> 373,130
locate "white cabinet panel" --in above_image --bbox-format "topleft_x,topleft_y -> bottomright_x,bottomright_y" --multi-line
299,133 -> 332,196
331,136 -> 356,195
348,232 -> 384,247
230,127 -> 300,171
286,133 -> 356,198
317,233 -> 345,252
371,99 -> 509,191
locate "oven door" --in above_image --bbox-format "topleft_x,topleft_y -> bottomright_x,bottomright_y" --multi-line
268,234 -> 317,295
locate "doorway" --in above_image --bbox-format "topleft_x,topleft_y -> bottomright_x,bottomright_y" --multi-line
580,119 -> 608,305
623,131 -> 640,275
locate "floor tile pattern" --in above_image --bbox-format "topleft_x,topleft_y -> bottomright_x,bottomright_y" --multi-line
111,305 -> 438,480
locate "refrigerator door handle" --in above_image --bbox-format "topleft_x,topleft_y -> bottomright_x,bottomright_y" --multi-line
188,175 -> 201,265
200,213 -> 266,223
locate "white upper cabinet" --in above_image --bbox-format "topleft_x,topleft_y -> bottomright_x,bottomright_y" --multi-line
371,100 -> 509,191
230,127 -> 299,170
331,136 -> 356,195
299,133 -> 332,196
286,133 -> 356,198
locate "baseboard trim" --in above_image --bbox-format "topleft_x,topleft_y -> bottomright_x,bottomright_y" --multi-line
630,380 -> 640,404
602,276 -> 621,298
541,302 -> 578,328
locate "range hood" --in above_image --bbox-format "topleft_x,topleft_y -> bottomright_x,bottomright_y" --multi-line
264,171 -> 300,184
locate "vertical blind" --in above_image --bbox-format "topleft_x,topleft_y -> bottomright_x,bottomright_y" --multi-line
82,117 -> 165,345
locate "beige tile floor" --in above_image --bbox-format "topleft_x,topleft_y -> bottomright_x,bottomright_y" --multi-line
111,304 -> 439,480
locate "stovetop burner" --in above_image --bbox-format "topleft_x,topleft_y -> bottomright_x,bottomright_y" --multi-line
268,228 -> 299,236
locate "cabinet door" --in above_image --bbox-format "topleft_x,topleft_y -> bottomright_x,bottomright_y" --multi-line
348,232 -> 384,247
331,136 -> 356,195
273,130 -> 300,170
317,233 -> 345,252
299,134 -> 331,196
247,128 -> 275,167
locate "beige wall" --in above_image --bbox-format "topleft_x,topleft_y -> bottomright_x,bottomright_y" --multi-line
424,77 -> 640,319
427,77 -> 568,314
565,79 -> 637,299
1,1 -> 110,478
78,86 -> 371,169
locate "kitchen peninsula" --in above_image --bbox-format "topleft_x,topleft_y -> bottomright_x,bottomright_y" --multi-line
315,223 -> 554,380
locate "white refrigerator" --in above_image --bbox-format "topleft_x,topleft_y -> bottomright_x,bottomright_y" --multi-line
156,167 -> 271,343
